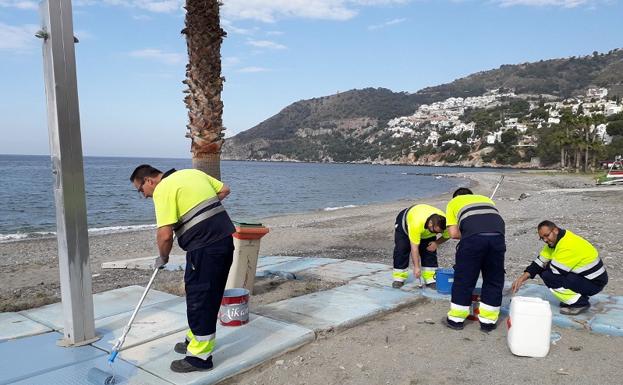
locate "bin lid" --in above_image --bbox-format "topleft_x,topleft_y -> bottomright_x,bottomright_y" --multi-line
233,220 -> 264,227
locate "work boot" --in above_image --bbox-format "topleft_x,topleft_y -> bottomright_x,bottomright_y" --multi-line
479,322 -> 497,333
392,281 -> 404,289
170,356 -> 213,373
174,340 -> 188,354
442,317 -> 464,330
560,304 -> 590,315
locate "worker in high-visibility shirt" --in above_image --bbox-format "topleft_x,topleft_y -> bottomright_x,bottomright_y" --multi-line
511,220 -> 608,315
131,165 -> 235,373
444,188 -> 506,332
392,204 -> 449,289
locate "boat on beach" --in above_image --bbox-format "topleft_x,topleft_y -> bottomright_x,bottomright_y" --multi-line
599,155 -> 623,185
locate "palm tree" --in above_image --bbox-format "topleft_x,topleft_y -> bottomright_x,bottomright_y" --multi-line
182,0 -> 227,179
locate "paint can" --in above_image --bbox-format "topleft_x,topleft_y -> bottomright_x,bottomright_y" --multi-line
467,288 -> 481,321
219,288 -> 250,326
435,268 -> 454,294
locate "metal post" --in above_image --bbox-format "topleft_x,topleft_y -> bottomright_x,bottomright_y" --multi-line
38,0 -> 96,346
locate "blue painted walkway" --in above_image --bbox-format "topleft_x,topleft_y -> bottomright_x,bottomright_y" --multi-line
1,256 -> 621,384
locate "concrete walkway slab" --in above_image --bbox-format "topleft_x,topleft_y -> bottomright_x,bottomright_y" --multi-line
102,255 -> 186,271
20,287 -> 179,330
300,260 -> 389,282
11,355 -> 172,385
257,257 -> 341,277
508,284 -> 623,336
351,269 -> 453,300
93,297 -> 187,353
0,332 -> 105,385
256,256 -> 301,269
0,312 -> 51,342
255,283 -> 422,332
121,314 -> 314,385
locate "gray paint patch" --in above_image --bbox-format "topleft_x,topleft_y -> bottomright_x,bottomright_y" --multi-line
0,312 -> 51,342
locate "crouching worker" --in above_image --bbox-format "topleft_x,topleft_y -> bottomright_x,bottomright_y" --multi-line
511,220 -> 608,315
130,165 -> 235,373
392,204 -> 449,289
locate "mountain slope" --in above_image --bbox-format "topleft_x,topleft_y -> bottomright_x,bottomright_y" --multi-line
222,49 -> 623,163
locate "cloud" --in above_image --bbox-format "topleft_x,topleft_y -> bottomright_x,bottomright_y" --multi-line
0,0 -> 38,10
237,66 -> 270,73
247,39 -> 287,50
221,0 -> 409,22
368,17 -> 406,30
493,0 -> 596,7
221,19 -> 256,35
222,56 -> 242,68
73,0 -> 182,13
0,22 -> 38,52
128,48 -> 185,65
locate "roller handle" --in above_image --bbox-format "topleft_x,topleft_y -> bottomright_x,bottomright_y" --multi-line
107,350 -> 119,364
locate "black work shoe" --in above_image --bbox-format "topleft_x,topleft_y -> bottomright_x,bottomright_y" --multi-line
442,317 -> 464,330
174,341 -> 188,354
479,322 -> 497,333
426,282 -> 437,290
560,305 -> 590,315
170,357 -> 213,373
392,281 -> 405,289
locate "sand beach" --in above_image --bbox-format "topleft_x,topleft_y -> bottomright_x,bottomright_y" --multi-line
1,171 -> 622,384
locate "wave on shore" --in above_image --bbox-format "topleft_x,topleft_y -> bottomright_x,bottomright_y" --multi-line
0,224 -> 157,243
323,205 -> 358,211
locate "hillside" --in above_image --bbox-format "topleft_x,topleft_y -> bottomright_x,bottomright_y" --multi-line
222,49 -> 623,166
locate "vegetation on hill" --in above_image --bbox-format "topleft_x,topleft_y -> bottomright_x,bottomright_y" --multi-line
222,49 -> 623,168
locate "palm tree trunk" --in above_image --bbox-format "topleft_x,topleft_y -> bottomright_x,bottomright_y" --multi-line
575,147 -> 580,173
584,129 -> 588,173
183,0 -> 226,179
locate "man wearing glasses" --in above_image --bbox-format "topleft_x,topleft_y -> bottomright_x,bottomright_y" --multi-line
511,220 -> 608,315
130,164 -> 235,373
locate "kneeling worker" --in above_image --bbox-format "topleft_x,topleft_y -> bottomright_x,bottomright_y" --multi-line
392,204 -> 449,289
130,165 -> 235,373
511,220 -> 607,315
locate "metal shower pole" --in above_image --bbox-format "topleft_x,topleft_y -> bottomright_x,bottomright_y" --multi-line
38,0 -> 96,346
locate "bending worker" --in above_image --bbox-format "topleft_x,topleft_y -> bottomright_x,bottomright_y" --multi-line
444,188 -> 506,332
392,204 -> 449,289
130,165 -> 235,373
511,220 -> 607,315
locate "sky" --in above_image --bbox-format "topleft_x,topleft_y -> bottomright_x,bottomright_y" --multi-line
1,0 -> 622,158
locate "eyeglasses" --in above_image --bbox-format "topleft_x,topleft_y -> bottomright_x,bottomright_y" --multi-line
136,178 -> 146,195
539,231 -> 553,242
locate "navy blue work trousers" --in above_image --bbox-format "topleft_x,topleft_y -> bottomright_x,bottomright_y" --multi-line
184,235 -> 234,338
540,269 -> 607,307
393,210 -> 437,269
451,234 -> 505,307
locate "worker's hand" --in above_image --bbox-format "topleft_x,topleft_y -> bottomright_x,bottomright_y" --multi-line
154,255 -> 169,269
413,265 -> 422,279
511,272 -> 530,294
426,242 -> 438,252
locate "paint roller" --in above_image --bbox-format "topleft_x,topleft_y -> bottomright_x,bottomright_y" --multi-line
490,175 -> 505,200
86,261 -> 163,385
108,264 -> 161,363
86,368 -> 122,385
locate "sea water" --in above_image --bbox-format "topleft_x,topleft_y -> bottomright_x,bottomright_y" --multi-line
0,154 -> 499,242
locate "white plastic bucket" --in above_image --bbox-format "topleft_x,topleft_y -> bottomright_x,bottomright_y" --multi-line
506,296 -> 552,357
